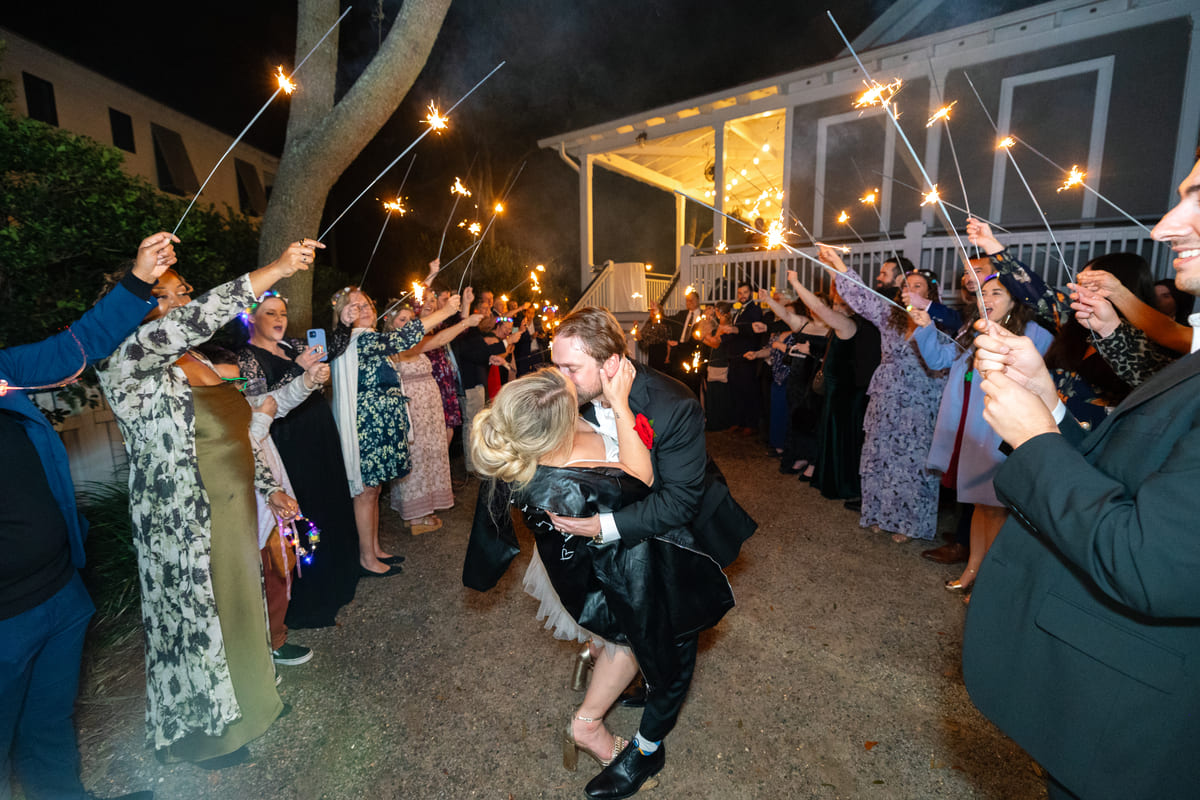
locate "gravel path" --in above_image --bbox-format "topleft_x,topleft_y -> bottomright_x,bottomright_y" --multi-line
74,432 -> 1046,800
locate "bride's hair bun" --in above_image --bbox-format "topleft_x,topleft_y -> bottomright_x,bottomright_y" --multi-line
470,368 -> 577,489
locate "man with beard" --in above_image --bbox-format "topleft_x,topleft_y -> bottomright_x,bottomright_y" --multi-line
965,154 -> 1200,799
541,307 -> 756,798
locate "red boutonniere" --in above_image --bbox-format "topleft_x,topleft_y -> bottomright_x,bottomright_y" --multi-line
633,413 -> 655,450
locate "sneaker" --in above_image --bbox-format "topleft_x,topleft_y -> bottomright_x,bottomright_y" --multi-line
272,643 -> 313,666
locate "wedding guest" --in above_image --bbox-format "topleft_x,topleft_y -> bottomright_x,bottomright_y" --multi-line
329,286 -> 461,575
823,247 -> 947,542
97,240 -> 315,765
1,232 -> 177,800
237,293 -> 361,627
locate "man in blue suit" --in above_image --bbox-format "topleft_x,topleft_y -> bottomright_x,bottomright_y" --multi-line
965,155 -> 1200,800
1,232 -> 177,800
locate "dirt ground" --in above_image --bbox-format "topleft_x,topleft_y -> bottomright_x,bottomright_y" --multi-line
72,432 -> 1047,800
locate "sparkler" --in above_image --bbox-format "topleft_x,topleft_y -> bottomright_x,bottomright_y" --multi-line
506,264 -> 546,294
454,161 -> 528,293
994,134 -> 1073,282
173,7 -> 351,235
676,188 -> 968,353
827,12 -> 982,320
925,56 -> 975,258
359,153 -> 417,286
853,78 -> 903,110
425,101 -> 448,131
837,211 -> 866,245
436,177 -> 473,260
1055,163 -> 1153,235
319,61 -> 506,242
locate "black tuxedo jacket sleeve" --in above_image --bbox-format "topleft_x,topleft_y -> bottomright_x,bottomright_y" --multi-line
585,364 -> 755,565
963,350 -> 1200,799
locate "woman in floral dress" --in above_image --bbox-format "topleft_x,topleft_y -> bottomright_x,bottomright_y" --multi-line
383,303 -> 482,532
329,287 -> 462,575
821,246 -> 948,543
96,241 -> 313,764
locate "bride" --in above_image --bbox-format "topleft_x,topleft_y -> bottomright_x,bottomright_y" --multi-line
468,362 -> 734,772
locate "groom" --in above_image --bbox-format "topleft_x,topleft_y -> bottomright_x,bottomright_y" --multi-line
548,306 -> 755,799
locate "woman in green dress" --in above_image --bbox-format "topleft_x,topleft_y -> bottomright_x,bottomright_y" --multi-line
97,240 -> 315,765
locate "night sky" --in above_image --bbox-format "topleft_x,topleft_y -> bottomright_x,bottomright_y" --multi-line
1,0 -> 889,297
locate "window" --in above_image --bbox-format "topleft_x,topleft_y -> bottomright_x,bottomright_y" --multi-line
22,72 -> 57,126
234,158 -> 267,216
109,108 -> 135,153
150,123 -> 199,196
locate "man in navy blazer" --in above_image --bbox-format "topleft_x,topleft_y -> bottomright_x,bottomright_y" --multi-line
964,155 -> 1200,800
1,232 -> 177,800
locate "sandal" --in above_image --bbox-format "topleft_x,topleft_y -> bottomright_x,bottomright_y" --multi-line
409,516 -> 443,535
563,713 -> 628,771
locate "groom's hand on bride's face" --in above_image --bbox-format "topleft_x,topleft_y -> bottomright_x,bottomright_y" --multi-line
547,512 -> 602,537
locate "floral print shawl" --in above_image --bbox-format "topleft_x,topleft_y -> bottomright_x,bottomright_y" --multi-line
97,274 -> 282,749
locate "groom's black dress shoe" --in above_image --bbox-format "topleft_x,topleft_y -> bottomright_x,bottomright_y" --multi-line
584,743 -> 665,799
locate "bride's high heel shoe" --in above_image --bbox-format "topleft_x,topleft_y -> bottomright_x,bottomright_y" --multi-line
569,644 -> 594,691
562,714 -> 628,771
945,567 -> 977,592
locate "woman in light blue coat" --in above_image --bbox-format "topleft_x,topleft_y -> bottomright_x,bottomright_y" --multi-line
912,274 -> 1054,595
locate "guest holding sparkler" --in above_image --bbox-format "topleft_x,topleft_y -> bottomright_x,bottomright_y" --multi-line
782,270 -> 874,496
422,284 -> 467,443
454,304 -> 509,475
966,218 -> 1165,426
1,232 -> 176,800
821,247 -> 947,542
237,293 -> 362,630
383,301 -> 483,533
634,302 -> 671,372
329,286 -> 462,575
761,286 -> 830,474
96,240 -> 315,766
910,274 -> 1051,597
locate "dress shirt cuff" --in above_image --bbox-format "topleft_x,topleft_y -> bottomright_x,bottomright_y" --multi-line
1191,324 -> 1200,355
598,512 -> 620,543
1051,399 -> 1067,424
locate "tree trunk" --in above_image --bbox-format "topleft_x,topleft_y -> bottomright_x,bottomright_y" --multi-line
259,0 -> 454,332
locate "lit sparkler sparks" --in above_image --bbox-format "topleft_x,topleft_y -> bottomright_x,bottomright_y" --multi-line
925,101 -> 956,128
382,199 -> 407,214
998,136 -> 1016,150
837,211 -> 865,245
1058,165 -> 1086,193
494,202 -> 505,214
320,61 -> 506,243
766,220 -> 786,249
412,281 -> 425,306
452,177 -> 472,197
425,102 -> 448,131
814,242 -> 851,254
467,222 -> 481,236
171,7 -> 351,236
920,186 -> 942,207
860,189 -> 878,205
853,78 -> 903,109
837,211 -> 849,224
276,66 -> 296,95
716,240 -> 728,254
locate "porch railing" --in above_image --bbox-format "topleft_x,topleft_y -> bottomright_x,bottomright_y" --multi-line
676,222 -> 1169,309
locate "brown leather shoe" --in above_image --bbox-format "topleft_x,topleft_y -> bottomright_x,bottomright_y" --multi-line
921,542 -> 968,564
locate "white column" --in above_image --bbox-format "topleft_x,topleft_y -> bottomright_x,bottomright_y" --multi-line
580,153 -> 594,290
675,192 -> 686,272
713,124 -> 726,248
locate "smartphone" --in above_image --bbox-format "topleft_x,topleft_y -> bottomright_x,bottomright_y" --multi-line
306,328 -> 328,362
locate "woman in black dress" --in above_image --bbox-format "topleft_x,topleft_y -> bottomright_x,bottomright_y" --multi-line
237,293 -> 362,628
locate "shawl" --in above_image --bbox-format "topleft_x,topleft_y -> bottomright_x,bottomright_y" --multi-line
96,274 -> 282,749
330,328 -> 366,497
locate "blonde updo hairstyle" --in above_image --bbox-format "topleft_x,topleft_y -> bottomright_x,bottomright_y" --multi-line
470,368 -> 577,489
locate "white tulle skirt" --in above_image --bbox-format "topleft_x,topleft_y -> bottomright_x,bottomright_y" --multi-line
522,547 -> 633,659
